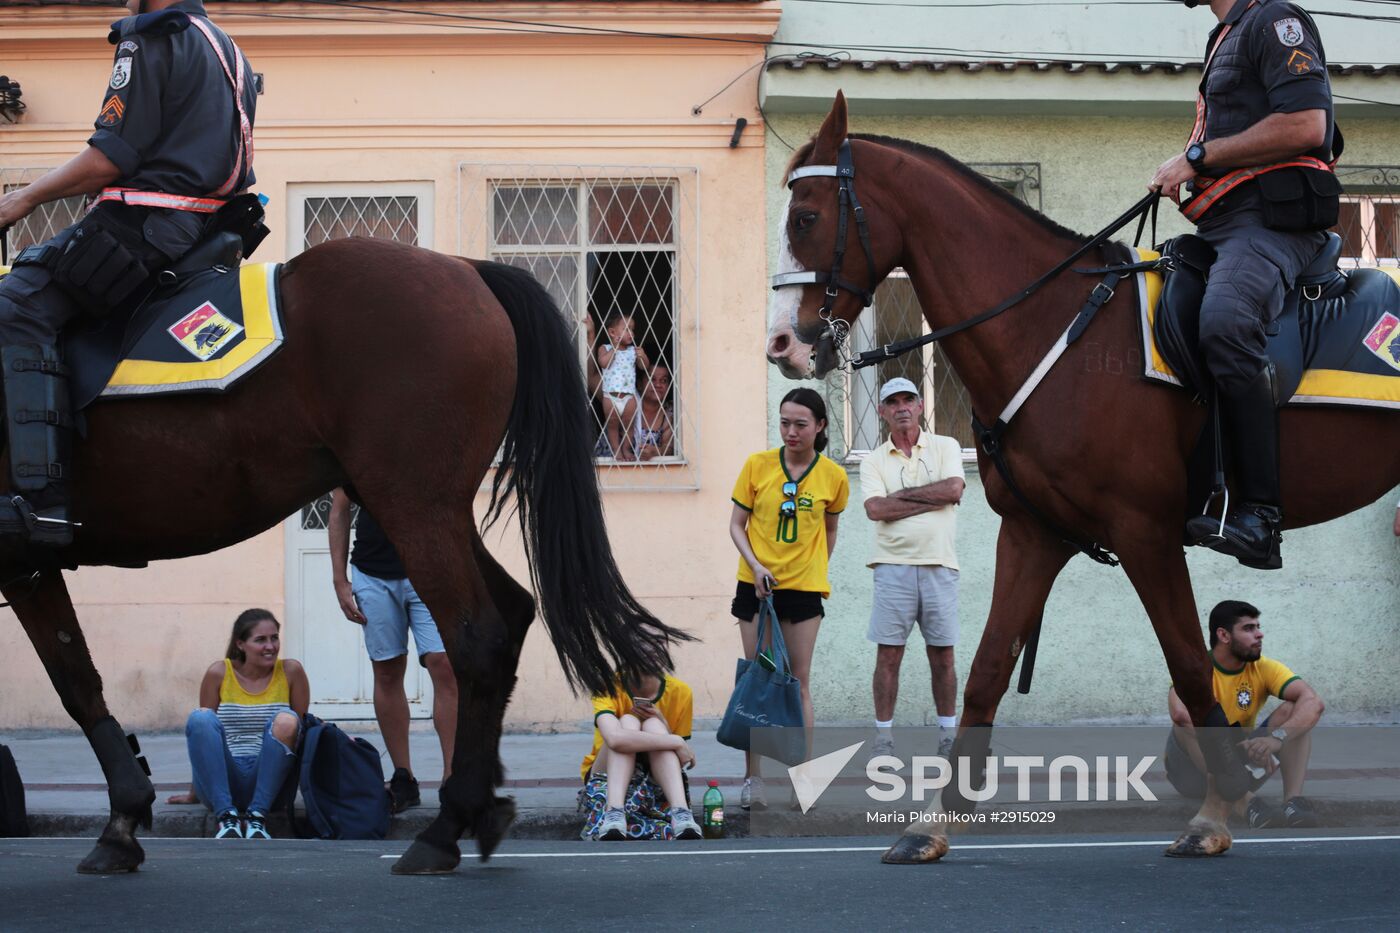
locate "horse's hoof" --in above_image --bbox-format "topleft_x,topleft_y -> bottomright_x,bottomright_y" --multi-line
76,838 -> 144,874
391,839 -> 461,875
880,832 -> 949,864
1165,822 -> 1231,858
474,796 -> 517,863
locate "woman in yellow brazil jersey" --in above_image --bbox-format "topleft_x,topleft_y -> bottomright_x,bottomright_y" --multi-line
727,387 -> 849,810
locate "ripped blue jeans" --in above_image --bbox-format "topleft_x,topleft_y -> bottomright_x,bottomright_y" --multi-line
186,708 -> 299,816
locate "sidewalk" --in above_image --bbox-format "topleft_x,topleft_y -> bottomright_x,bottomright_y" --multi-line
6,725 -> 1400,840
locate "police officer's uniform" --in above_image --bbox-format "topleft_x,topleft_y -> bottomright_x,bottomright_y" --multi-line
1179,0 -> 1341,569
0,0 -> 255,546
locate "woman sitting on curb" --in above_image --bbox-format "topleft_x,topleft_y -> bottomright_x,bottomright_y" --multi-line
171,608 -> 310,839
580,668 -> 703,840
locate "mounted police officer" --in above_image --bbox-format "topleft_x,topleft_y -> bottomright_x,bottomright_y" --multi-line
0,0 -> 255,548
1150,0 -> 1341,571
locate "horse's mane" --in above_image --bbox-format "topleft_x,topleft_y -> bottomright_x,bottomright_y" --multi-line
785,133 -> 1089,244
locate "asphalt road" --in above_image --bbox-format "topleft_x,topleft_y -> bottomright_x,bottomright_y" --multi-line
4,833 -> 1399,931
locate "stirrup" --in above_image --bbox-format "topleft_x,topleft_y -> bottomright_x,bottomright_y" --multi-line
1189,486 -> 1229,548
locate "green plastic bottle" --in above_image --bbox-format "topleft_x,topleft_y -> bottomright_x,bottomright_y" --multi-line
702,780 -> 724,839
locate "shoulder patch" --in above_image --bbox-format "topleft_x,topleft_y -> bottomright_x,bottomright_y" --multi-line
118,40 -> 139,54
109,58 -> 132,90
1287,49 -> 1314,75
1274,17 -> 1305,48
97,95 -> 124,127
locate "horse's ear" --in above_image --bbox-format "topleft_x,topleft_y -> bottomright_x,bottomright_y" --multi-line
812,90 -> 849,161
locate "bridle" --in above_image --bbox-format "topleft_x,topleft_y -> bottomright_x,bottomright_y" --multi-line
769,139 -> 878,362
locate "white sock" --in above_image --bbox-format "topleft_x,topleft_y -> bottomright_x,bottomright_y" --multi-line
937,716 -> 956,730
875,719 -> 894,730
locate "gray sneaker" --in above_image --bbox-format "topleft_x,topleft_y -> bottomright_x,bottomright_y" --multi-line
596,807 -> 628,841
670,807 -> 703,840
740,776 -> 767,811
869,731 -> 896,763
243,810 -> 272,840
937,733 -> 955,760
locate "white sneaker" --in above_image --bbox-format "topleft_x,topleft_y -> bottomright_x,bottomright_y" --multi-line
739,777 -> 767,811
596,807 -> 628,841
869,730 -> 896,762
670,807 -> 703,840
937,733 -> 955,760
243,810 -> 271,840
213,810 -> 243,839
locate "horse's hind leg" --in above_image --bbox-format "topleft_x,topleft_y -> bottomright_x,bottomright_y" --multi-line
5,568 -> 154,873
391,529 -> 534,875
883,517 -> 1073,864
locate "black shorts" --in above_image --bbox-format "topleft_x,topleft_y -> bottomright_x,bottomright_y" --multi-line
1162,714 -> 1274,801
731,581 -> 824,623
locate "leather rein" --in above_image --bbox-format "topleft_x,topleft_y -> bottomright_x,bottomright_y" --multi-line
770,138 -> 1166,567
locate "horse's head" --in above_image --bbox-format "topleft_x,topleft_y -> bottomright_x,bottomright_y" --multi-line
766,92 -> 903,379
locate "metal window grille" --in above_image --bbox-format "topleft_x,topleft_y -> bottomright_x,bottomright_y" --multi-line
1,169 -> 86,253
1334,167 -> 1400,268
295,191 -> 422,528
825,165 -> 1039,463
460,163 -> 700,491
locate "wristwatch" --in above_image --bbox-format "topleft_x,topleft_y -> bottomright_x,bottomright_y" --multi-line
1270,726 -> 1289,744
1185,142 -> 1208,173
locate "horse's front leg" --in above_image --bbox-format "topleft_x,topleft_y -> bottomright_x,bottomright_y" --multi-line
6,568 -> 154,873
1115,532 -> 1236,857
883,517 -> 1073,864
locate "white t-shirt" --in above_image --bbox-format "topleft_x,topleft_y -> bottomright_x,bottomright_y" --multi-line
859,431 -> 964,569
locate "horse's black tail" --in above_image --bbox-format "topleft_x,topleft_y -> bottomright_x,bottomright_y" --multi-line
473,260 -> 693,695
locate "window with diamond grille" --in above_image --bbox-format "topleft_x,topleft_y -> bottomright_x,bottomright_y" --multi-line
1,171 -> 86,254
481,174 -> 691,472
1333,168 -> 1400,268
824,165 -> 1039,463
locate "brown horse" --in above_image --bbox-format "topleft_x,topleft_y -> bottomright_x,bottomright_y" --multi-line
766,93 -> 1400,861
2,236 -> 684,874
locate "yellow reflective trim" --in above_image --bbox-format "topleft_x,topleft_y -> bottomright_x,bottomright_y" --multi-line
1135,248 -> 1176,380
106,263 -> 275,388
1295,368 -> 1400,402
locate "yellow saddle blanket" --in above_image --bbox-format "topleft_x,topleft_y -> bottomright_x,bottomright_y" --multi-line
1133,247 -> 1400,409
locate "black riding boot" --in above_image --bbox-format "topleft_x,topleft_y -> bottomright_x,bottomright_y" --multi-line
0,344 -> 76,547
1185,365 -> 1283,570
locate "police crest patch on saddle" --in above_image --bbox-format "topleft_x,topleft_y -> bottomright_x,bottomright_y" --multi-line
1133,240 -> 1400,410
63,261 -> 284,408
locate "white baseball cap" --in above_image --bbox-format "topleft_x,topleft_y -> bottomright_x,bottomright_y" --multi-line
878,377 -> 921,403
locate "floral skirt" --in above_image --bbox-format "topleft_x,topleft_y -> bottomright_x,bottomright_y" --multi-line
577,764 -> 687,841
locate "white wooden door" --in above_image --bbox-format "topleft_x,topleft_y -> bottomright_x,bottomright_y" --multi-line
282,182 -> 435,718
285,496 -> 431,719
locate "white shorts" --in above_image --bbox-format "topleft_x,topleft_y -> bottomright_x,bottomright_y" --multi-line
867,563 -> 959,647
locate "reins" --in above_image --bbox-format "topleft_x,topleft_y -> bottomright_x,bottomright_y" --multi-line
851,191 -> 1160,370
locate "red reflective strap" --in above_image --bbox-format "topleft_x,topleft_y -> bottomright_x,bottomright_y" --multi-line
1181,158 -> 1334,223
185,15 -> 253,198
93,188 -> 227,214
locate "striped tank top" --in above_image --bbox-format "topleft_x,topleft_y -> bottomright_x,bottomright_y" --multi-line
217,659 -> 292,758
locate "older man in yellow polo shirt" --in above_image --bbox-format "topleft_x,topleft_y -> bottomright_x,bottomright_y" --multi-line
859,377 -> 965,761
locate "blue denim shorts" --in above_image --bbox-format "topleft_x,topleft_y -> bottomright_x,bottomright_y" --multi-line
351,570 -> 445,661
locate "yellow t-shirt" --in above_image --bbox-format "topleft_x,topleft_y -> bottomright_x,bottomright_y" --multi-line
859,431 -> 963,569
580,675 -> 694,780
1212,656 -> 1299,729
731,448 -> 849,597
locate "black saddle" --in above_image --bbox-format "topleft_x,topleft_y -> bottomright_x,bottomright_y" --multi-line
63,194 -> 269,411
1151,232 -> 1355,402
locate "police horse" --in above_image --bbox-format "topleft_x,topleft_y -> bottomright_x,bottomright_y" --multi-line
766,94 -> 1400,861
1,234 -> 683,874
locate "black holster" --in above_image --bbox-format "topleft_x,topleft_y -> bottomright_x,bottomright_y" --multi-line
45,213 -> 151,314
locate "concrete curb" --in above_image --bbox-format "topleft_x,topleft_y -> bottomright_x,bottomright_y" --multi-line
25,799 -> 1400,841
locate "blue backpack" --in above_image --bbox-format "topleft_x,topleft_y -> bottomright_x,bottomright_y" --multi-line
294,715 -> 392,840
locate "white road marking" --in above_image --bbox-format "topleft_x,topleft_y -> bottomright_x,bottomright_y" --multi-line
376,834 -> 1400,859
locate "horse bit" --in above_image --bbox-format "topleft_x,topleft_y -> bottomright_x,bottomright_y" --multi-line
769,139 -> 878,371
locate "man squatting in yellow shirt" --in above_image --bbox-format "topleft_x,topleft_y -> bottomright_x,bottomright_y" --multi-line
1166,600 -> 1325,828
